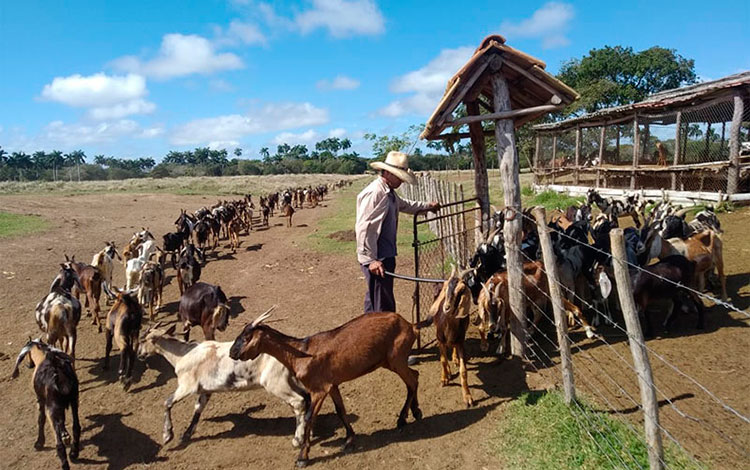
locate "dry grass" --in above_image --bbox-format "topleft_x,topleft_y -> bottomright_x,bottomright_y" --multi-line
0,174 -> 366,196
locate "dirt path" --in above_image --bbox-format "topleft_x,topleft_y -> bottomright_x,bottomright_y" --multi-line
0,191 -> 521,470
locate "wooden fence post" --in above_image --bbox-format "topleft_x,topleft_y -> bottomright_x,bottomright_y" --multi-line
727,93 -> 744,195
632,115 -> 640,189
610,229 -> 664,470
575,127 -> 581,185
533,206 -> 576,404
672,111 -> 682,190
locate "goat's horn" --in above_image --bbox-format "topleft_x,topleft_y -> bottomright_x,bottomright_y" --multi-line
251,305 -> 277,327
675,207 -> 690,218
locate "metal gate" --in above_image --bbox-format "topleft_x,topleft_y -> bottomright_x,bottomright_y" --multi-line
411,198 -> 482,349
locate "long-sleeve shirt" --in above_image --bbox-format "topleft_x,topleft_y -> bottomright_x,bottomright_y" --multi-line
355,177 -> 429,265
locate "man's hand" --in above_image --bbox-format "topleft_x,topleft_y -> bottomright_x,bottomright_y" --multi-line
368,260 -> 385,277
427,201 -> 441,213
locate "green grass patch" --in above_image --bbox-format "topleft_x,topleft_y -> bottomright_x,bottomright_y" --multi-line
493,390 -> 705,470
0,211 -> 49,237
528,190 -> 585,210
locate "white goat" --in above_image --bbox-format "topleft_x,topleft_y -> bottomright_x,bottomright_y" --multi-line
125,237 -> 159,291
92,241 -> 121,301
137,323 -> 309,447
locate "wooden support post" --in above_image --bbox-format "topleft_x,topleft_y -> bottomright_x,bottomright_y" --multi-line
598,126 -> 606,188
492,70 -> 527,359
672,112 -> 682,190
533,206 -> 576,404
728,94 -> 744,195
642,122 -> 651,162
534,135 -> 541,185
720,121 -> 726,156
551,135 -> 558,184
610,229 -> 664,470
573,127 -> 581,185
632,116 -> 640,189
704,123 -> 712,159
467,100 -> 490,235
616,126 -> 621,162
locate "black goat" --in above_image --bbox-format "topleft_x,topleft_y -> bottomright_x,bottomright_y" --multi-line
177,244 -> 203,295
163,231 -> 187,269
12,339 -> 80,470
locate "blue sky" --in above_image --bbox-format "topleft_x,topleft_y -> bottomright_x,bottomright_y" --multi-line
1,0 -> 748,160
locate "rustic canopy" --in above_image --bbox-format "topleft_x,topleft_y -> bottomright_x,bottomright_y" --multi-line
419,34 -> 579,358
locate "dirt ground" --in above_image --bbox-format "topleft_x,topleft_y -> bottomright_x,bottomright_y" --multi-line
0,189 -> 747,470
0,190 -> 535,470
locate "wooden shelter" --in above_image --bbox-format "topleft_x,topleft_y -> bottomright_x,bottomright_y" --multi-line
532,71 -> 750,203
420,34 -> 578,357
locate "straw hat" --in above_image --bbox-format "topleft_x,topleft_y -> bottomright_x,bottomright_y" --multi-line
370,151 -> 416,184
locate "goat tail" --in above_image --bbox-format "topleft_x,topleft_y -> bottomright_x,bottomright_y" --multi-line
414,315 -> 434,330
213,303 -> 230,331
102,281 -> 116,301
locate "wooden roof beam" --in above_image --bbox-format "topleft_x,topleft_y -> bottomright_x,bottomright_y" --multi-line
446,103 -> 563,127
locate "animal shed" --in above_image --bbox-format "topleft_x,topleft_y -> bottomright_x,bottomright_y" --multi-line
533,71 -> 750,203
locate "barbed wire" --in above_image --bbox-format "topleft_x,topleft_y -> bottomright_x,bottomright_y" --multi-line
503,242 -> 750,460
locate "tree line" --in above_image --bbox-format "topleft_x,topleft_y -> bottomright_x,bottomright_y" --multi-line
0,45 -> 702,182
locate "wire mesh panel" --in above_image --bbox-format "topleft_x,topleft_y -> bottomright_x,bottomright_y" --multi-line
411,199 -> 482,349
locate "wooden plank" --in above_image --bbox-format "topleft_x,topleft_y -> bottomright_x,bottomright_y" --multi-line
534,135 -> 541,185
467,100 -> 490,235
672,111 -> 682,190
573,127 -> 581,184
727,93 -> 744,195
533,206 -> 576,404
552,135 -> 558,184
447,104 -> 562,127
610,229 -> 665,470
502,59 -> 562,101
632,115 -> 639,189
493,72 -> 526,358
434,56 -> 492,130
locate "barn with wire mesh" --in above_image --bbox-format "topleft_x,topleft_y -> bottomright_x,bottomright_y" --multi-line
533,71 -> 750,203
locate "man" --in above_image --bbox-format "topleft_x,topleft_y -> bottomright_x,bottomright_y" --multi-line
355,151 -> 440,313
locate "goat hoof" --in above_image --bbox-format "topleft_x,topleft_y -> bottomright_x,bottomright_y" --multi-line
34,441 -> 44,450
465,399 -> 474,408
296,458 -> 309,468
412,408 -> 423,421
69,448 -> 79,460
163,432 -> 173,445
396,418 -> 407,429
61,431 -> 72,446
292,437 -> 302,449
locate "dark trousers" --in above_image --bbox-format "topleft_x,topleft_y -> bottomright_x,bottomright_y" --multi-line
362,257 -> 396,313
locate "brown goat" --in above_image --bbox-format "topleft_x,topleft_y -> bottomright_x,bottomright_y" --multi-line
282,203 -> 294,228
665,230 -> 726,300
427,267 -> 474,407
477,261 -> 587,357
104,290 -> 143,390
229,310 -> 423,467
138,260 -> 164,321
67,255 -> 103,331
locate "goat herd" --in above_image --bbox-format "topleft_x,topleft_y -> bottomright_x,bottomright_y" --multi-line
9,183 -> 728,469
10,181 -> 355,470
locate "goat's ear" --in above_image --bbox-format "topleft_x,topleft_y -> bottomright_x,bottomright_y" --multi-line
60,263 -> 66,269
64,254 -> 70,262
599,271 -> 612,299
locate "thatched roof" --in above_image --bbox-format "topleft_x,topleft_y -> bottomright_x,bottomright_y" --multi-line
420,35 -> 579,141
533,70 -> 750,133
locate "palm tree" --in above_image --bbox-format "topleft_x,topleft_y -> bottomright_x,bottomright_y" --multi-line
65,150 -> 86,182
260,147 -> 270,160
234,147 -> 242,158
48,150 -> 64,181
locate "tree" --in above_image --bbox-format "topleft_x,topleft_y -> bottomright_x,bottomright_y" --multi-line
65,149 -> 86,181
363,132 -> 411,160
48,150 -> 64,181
259,147 -> 270,161
558,46 -> 697,115
234,147 -> 242,158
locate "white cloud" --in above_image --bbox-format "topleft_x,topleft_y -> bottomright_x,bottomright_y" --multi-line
42,120 -> 143,147
170,102 -> 329,145
499,2 -> 574,49
111,34 -> 244,80
40,73 -> 156,120
214,20 -> 267,46
295,0 -> 385,37
208,140 -> 240,150
328,127 -> 346,138
316,75 -> 360,90
87,99 -> 156,120
139,126 -> 165,138
378,46 -> 473,117
272,129 -> 319,145
209,79 -> 235,92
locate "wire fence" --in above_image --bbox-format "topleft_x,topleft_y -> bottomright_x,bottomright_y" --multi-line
502,206 -> 750,469
400,172 -> 482,348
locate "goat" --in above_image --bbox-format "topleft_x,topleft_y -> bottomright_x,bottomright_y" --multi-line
282,202 -> 295,228
177,244 -> 203,295
426,267 -> 474,407
121,232 -> 142,268
665,229 -> 727,300
163,231 -> 187,269
228,217 -> 244,252
230,310 -> 423,467
178,282 -> 230,341
138,260 -> 163,321
91,241 -> 120,302
477,261 -> 589,356
137,323 -> 309,447
656,142 -> 668,166
103,289 -> 143,390
35,263 -> 83,357
632,255 -> 704,337
11,340 -> 81,470
66,255 -> 104,330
